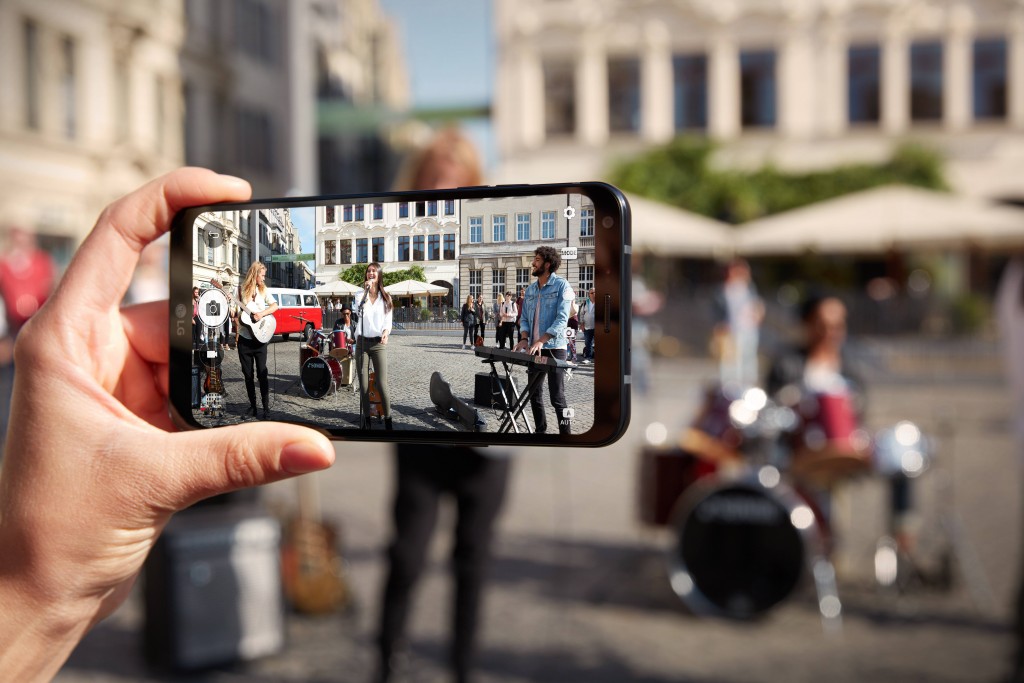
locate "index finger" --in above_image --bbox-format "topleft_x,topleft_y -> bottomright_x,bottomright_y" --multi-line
57,168 -> 251,315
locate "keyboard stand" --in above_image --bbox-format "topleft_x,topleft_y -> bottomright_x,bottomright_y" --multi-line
481,357 -> 542,434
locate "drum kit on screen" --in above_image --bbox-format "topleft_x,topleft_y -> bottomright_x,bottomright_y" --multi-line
298,327 -> 354,399
639,383 -> 949,627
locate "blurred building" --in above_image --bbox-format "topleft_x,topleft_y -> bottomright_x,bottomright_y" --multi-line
315,199 -> 459,304
459,195 -> 596,305
0,0 -> 185,269
492,0 -> 1024,201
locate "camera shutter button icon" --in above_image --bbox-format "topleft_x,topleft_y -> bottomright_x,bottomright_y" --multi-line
196,288 -> 229,328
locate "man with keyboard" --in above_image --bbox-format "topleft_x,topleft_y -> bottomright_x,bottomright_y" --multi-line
515,245 -> 574,435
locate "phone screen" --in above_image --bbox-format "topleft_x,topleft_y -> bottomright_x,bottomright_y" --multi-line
171,183 -> 630,446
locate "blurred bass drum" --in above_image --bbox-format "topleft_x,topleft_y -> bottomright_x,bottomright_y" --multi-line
668,472 -> 822,619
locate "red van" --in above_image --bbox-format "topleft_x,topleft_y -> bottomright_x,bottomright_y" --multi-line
266,287 -> 323,341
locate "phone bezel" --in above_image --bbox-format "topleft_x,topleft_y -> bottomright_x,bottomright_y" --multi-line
169,182 -> 631,447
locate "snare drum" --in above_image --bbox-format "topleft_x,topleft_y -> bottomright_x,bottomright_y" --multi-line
301,355 -> 343,398
331,328 -> 349,352
668,471 -> 823,618
792,391 -> 871,487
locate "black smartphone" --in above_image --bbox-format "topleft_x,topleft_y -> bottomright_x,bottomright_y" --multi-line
169,182 -> 630,447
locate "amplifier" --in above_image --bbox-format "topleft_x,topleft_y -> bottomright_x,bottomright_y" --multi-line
474,372 -> 513,408
143,504 -> 284,671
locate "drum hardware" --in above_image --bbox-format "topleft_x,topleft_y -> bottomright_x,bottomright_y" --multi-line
300,355 -> 344,399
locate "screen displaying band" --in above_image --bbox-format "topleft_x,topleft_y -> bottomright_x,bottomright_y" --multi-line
189,193 -> 597,436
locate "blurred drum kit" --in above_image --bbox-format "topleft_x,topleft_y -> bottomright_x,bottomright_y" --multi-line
636,382 -> 985,627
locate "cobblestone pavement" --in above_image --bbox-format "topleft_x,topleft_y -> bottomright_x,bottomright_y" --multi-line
194,331 -> 595,436
60,344 -> 1018,683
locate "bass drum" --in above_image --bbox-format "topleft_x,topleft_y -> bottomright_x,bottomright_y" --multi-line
668,471 -> 823,619
301,356 -> 343,399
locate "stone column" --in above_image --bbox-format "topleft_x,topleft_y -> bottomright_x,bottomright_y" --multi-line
944,4 -> 973,131
641,20 -> 674,143
779,15 -> 817,139
821,17 -> 848,137
576,34 -> 609,145
708,27 -> 740,139
518,44 -> 545,150
881,20 -> 909,134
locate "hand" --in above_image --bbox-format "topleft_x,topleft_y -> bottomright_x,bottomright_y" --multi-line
381,330 -> 389,345
513,339 -> 527,353
0,168 -> 335,680
528,340 -> 545,356
253,311 -> 262,322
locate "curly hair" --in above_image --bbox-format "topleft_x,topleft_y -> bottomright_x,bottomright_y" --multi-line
534,245 -> 561,274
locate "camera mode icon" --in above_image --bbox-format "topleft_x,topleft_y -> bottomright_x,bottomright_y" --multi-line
197,287 -> 229,328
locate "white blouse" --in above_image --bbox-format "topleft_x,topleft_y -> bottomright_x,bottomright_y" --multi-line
353,289 -> 393,339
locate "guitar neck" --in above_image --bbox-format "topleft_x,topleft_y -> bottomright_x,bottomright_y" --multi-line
296,473 -> 323,523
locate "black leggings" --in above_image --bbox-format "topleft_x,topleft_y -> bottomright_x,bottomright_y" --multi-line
378,445 -> 511,679
237,334 -> 269,409
463,323 -> 475,345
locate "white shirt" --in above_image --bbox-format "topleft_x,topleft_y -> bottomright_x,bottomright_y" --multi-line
238,287 -> 275,340
354,289 -> 393,338
500,299 -> 517,323
582,298 -> 596,329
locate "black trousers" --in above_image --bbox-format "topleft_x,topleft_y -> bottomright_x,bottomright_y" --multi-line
528,348 -> 569,434
236,334 -> 269,409
377,445 -> 511,680
463,323 -> 474,345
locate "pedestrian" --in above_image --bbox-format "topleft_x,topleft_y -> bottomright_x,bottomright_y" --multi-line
515,245 -> 574,434
498,291 -> 518,350
492,296 -> 501,344
460,294 -> 477,349
710,258 -> 764,396
374,126 -> 511,683
515,287 -> 524,339
353,261 -> 393,430
580,287 -> 596,363
475,294 -> 487,342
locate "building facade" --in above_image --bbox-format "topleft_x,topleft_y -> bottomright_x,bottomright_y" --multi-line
458,195 -> 595,309
315,199 -> 460,303
493,0 -> 1024,199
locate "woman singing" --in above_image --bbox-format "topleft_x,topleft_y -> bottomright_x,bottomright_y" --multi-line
353,262 -> 394,430
237,261 -> 278,419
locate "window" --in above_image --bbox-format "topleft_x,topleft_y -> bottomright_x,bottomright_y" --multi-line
848,45 -> 881,124
373,203 -> 383,220
444,200 -> 456,215
443,233 -> 456,260
493,215 -> 507,242
398,236 -> 410,261
415,201 -> 425,217
372,237 -> 384,261
281,293 -> 300,307
580,208 -> 595,237
543,59 -> 575,137
910,42 -> 943,121
469,270 -> 482,298
469,216 -> 483,243
326,206 -> 336,223
541,211 -> 556,239
304,295 -> 318,306
492,269 -> 506,304
61,36 -> 76,140
399,202 -> 409,219
356,238 -> 368,263
197,230 -> 205,262
24,19 -> 39,130
235,0 -> 276,64
974,38 -> 1007,120
413,235 -> 425,260
516,268 -> 530,293
673,54 -> 708,130
579,265 -> 595,297
516,213 -> 531,241
344,205 -> 353,222
608,57 -> 641,133
339,239 -> 352,264
428,234 -> 440,260
740,50 -> 777,128
354,204 -> 365,221
236,106 -> 275,173
427,201 -> 437,217
324,240 -> 336,265
206,237 -> 215,265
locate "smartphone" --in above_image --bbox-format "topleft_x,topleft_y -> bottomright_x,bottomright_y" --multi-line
169,182 -> 630,447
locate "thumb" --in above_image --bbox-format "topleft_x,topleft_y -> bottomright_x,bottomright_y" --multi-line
153,423 -> 335,510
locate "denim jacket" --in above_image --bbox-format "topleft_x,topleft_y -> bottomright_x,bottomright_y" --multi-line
520,272 -> 574,350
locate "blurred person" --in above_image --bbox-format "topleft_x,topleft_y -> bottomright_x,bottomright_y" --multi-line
515,245 -> 574,434
0,224 -> 56,448
515,287 -> 524,339
711,258 -> 764,396
0,169 -> 335,681
237,261 -> 278,419
492,296 -> 501,343
996,256 -> 1024,683
631,271 -> 663,396
353,261 -> 394,430
580,287 -> 597,364
374,127 -> 511,683
460,294 -> 477,349
497,291 -> 517,350
474,294 -> 487,342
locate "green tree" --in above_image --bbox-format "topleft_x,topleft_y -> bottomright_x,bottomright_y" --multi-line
338,263 -> 428,287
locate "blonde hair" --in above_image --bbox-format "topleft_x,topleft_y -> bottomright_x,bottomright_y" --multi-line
241,261 -> 266,303
464,294 -> 474,307
392,126 -> 484,191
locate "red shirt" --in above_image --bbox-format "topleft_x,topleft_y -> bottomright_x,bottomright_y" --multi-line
0,250 -> 54,332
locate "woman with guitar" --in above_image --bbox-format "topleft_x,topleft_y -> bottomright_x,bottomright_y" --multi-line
237,261 -> 278,419
353,261 -> 393,430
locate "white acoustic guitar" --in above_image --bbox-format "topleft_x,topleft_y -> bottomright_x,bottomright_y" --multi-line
241,306 -> 276,344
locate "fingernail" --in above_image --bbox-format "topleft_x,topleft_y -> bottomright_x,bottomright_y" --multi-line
218,173 -> 250,191
280,439 -> 334,475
